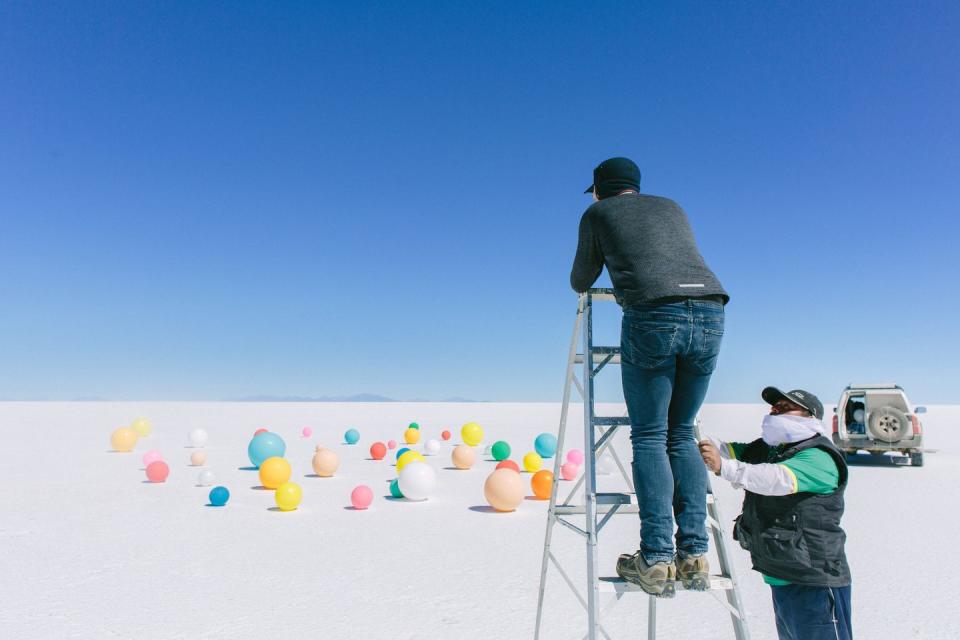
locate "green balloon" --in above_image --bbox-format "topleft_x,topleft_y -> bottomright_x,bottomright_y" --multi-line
390,478 -> 404,499
409,422 -> 420,430
491,440 -> 511,461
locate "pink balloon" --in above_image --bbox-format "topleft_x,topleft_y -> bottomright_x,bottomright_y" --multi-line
566,449 -> 585,466
142,450 -> 163,467
561,462 -> 579,481
387,440 -> 398,450
254,428 -> 268,436
146,460 -> 170,483
350,485 -> 374,510
302,427 -> 313,438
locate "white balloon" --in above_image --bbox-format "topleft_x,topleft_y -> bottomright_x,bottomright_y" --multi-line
853,409 -> 865,423
189,428 -> 208,448
483,445 -> 492,455
596,454 -> 614,475
198,469 -> 215,486
397,461 -> 436,501
424,439 -> 441,456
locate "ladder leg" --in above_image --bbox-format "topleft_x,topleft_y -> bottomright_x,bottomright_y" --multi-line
534,305 -> 583,640
583,293 -> 601,640
647,596 -> 657,640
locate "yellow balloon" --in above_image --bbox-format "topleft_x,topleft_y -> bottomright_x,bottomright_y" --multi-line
396,450 -> 425,474
259,456 -> 292,489
110,427 -> 138,452
403,427 -> 421,445
461,422 -> 484,446
523,451 -> 543,473
275,482 -> 302,511
130,417 -> 152,437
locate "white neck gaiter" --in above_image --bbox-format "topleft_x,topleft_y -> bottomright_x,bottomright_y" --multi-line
761,414 -> 826,446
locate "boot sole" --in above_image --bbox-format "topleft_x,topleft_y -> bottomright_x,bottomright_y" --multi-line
680,574 -> 710,591
616,566 -> 677,598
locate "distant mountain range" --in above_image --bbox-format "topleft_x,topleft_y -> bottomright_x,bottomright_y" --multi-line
230,394 -> 483,403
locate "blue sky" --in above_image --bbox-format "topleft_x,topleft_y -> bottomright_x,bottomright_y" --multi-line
1,2 -> 958,403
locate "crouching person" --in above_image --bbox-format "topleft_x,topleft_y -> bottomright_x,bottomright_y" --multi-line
699,387 -> 853,640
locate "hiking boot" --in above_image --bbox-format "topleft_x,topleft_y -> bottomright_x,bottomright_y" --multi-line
675,554 -> 710,591
615,551 -> 676,598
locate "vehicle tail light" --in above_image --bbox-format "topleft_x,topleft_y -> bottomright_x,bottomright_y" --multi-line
911,415 -> 922,436
832,415 -> 839,434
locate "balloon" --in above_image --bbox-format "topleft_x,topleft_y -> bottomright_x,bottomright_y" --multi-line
566,449 -> 585,466
189,429 -> 208,448
248,432 -> 286,468
389,478 -> 404,499
131,417 -> 152,438
396,450 -> 426,474
209,486 -> 230,506
451,444 -> 476,470
496,459 -> 520,473
190,450 -> 207,466
370,442 -> 387,460
531,470 -> 554,499
398,461 -> 436,501
408,422 -> 420,430
484,468 -> 524,512
387,440 -> 398,450
491,441 -> 511,461
146,460 -> 169,483
403,428 -> 420,445
534,433 -> 558,458
110,427 -> 138,452
344,428 -> 360,444
461,422 -> 484,446
350,485 -> 374,510
312,449 -> 340,477
424,439 -> 441,456
523,452 -> 543,473
396,447 -> 411,460
302,427 -> 313,438
142,450 -> 163,467
274,482 -> 302,511
441,430 -> 451,441
560,462 -> 579,481
259,456 -> 292,489
254,428 -> 268,436
198,470 -> 215,486
596,454 -> 614,475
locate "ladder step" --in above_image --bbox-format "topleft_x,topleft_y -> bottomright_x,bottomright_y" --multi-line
573,346 -> 621,365
553,493 -> 715,516
593,416 -> 631,426
599,575 -> 734,593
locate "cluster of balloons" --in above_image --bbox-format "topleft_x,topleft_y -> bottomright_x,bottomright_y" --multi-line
110,416 -> 154,452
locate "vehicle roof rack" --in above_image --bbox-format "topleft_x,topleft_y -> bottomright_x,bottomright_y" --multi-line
846,383 -> 901,389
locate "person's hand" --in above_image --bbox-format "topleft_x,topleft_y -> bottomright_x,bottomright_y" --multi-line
698,440 -> 722,475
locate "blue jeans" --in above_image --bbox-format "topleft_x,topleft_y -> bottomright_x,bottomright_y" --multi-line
772,584 -> 853,640
620,299 -> 724,563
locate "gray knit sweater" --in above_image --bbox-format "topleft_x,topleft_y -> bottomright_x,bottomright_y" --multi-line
570,193 -> 728,306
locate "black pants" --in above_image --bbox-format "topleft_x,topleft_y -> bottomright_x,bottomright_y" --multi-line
771,584 -> 852,640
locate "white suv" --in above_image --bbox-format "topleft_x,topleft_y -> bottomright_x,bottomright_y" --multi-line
832,383 -> 926,466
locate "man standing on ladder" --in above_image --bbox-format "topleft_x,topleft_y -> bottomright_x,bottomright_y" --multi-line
570,157 -> 729,597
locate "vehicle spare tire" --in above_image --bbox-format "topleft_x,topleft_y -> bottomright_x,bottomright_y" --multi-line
868,407 -> 910,443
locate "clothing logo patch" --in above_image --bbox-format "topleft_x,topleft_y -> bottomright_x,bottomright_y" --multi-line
678,283 -> 705,288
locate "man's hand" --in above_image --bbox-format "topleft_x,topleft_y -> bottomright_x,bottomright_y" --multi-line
698,440 -> 722,475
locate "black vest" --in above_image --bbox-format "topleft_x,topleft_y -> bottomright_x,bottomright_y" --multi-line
732,435 -> 851,587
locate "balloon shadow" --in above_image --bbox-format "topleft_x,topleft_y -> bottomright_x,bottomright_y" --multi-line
383,496 -> 403,501
524,496 -> 548,502
250,485 -> 270,491
442,466 -> 468,471
267,507 -> 297,512
343,506 -> 370,511
238,466 -> 257,471
205,503 -> 225,508
468,505 -> 505,514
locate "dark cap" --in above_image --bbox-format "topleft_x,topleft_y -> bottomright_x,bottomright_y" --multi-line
584,157 -> 641,199
762,386 -> 824,420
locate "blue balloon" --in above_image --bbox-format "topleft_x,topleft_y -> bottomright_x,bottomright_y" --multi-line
248,432 -> 286,468
535,433 -> 558,458
344,428 -> 360,444
209,486 -> 230,506
396,447 -> 411,461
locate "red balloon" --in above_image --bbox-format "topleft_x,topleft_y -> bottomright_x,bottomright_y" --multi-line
370,442 -> 387,460
495,459 -> 520,473
441,430 -> 451,441
254,428 -> 268,436
146,460 -> 170,483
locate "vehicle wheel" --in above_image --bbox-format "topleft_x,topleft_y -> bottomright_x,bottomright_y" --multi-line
910,451 -> 924,467
868,406 -> 910,443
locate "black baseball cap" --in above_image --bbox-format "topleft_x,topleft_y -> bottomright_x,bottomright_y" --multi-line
762,386 -> 824,420
584,157 -> 641,198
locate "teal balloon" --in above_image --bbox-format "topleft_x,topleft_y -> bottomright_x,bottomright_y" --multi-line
389,478 -> 404,498
534,433 -> 558,458
409,422 -> 420,430
491,440 -> 511,461
344,428 -> 360,444
209,486 -> 230,507
248,432 -> 286,468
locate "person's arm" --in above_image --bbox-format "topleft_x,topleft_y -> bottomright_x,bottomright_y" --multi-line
700,439 -> 796,496
570,211 -> 603,292
705,447 -> 840,496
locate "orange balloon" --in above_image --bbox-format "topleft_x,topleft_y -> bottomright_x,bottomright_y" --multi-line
531,469 -> 554,500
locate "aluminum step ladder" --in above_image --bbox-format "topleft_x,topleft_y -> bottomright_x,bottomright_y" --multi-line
533,288 -> 750,640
